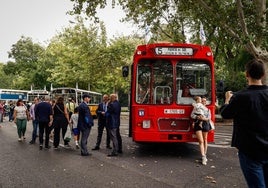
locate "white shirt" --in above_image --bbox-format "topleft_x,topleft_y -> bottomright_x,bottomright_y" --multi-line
14,105 -> 27,119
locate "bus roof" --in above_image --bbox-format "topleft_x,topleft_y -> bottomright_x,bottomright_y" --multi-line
51,87 -> 102,95
0,89 -> 29,93
135,43 -> 213,58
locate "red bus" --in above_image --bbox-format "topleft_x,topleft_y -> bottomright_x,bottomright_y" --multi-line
123,43 -> 215,143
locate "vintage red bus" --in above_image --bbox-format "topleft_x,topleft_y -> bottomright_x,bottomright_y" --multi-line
123,43 -> 215,143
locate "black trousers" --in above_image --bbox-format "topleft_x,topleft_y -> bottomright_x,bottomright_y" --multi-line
53,124 -> 68,147
39,121 -> 50,147
117,127 -> 122,152
95,124 -> 110,147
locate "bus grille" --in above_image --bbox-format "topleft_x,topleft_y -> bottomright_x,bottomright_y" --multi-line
158,118 -> 190,131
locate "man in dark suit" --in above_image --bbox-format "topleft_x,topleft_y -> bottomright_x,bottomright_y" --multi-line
106,94 -> 122,157
92,94 -> 111,150
35,96 -> 53,150
78,94 -> 94,156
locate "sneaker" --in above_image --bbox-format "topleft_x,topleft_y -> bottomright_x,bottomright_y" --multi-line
53,146 -> 58,150
202,156 -> 207,165
76,144 -> 80,149
39,145 -> 43,150
18,138 -> 22,142
106,146 -> 112,149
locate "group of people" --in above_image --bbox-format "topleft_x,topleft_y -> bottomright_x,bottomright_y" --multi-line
12,93 -> 122,157
92,94 -> 122,156
0,101 -> 15,125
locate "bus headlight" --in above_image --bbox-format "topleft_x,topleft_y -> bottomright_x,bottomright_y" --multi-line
143,120 -> 151,128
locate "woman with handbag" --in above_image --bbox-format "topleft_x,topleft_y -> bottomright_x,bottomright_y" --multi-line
52,97 -> 70,149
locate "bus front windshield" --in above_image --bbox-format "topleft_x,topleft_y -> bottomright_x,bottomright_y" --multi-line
136,60 -> 212,105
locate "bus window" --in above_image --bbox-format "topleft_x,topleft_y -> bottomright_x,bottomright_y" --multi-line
176,62 -> 211,104
136,60 -> 173,104
136,64 -> 151,104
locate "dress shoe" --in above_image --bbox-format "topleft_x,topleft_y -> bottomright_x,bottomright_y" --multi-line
106,146 -> 112,149
39,145 -> 43,150
45,146 -> 51,149
107,152 -> 118,157
81,153 -> 92,156
117,150 -> 123,154
29,140 -> 35,144
92,146 -> 100,150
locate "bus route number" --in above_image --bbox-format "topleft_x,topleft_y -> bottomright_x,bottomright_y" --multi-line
155,47 -> 193,56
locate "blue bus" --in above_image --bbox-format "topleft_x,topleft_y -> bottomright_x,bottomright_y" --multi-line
0,89 -> 28,101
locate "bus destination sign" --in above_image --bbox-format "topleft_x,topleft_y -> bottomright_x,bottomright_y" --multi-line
155,47 -> 193,56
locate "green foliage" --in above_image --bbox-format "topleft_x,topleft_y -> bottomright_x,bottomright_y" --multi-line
92,36 -> 142,94
8,36 -> 44,70
4,0 -> 267,102
2,16 -> 141,95
46,17 -> 102,89
69,0 -> 268,93
3,36 -> 47,90
0,63 -> 13,88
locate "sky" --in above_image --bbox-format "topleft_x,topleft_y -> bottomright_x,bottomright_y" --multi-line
0,0 -> 137,63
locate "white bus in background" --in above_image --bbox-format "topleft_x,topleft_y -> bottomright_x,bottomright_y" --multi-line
27,89 -> 50,102
50,87 -> 102,118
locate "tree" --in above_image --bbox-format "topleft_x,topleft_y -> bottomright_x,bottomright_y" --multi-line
8,36 -> 44,71
46,16 -> 141,95
0,63 -> 14,88
69,0 -> 267,86
46,17 -> 107,91
95,36 -> 142,94
3,36 -> 47,89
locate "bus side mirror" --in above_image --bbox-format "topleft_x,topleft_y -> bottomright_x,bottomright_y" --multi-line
122,66 -> 129,77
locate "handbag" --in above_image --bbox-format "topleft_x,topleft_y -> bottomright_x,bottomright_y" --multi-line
64,125 -> 72,142
209,120 -> 215,130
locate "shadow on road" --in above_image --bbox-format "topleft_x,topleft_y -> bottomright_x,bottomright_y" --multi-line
131,142 -> 199,158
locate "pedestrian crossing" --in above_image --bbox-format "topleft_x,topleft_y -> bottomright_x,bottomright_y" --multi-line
210,131 -> 232,148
